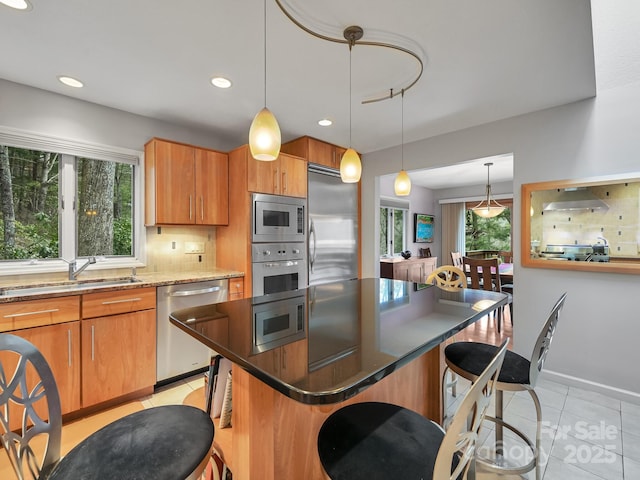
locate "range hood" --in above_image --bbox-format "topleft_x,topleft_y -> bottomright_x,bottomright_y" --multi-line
543,187 -> 609,211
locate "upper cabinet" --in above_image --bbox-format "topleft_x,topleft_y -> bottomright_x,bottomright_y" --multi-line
246,148 -> 307,198
282,136 -> 346,171
145,138 -> 229,226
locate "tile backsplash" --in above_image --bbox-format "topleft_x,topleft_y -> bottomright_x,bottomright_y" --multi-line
531,182 -> 640,256
144,226 -> 217,273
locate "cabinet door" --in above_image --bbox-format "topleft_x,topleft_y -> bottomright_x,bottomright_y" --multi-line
195,149 -> 229,225
154,140 -> 195,224
8,322 -> 81,425
307,138 -> 335,168
393,262 -> 410,281
247,156 -> 279,195
82,309 -> 156,407
279,154 -> 307,198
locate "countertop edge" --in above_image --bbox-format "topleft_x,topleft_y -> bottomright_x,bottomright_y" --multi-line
0,270 -> 245,303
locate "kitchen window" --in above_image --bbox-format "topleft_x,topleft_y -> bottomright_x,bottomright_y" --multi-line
380,198 -> 409,257
0,128 -> 144,274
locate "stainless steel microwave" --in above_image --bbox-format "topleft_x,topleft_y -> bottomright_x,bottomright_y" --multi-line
252,193 -> 306,243
252,293 -> 306,354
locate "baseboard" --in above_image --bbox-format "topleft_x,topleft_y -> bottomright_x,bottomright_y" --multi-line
542,369 -> 640,405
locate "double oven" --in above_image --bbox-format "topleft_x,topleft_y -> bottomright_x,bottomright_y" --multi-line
251,193 -> 307,297
251,193 -> 307,352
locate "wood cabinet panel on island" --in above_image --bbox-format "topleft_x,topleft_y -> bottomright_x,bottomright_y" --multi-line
81,288 -> 156,407
144,138 -> 229,226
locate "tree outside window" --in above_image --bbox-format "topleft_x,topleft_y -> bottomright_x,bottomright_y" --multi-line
465,203 -> 512,253
0,145 -> 134,261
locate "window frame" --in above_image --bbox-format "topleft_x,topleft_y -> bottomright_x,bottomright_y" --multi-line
0,126 -> 145,276
380,197 -> 410,257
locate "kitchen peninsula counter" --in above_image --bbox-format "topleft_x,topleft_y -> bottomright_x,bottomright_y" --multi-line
170,278 -> 506,480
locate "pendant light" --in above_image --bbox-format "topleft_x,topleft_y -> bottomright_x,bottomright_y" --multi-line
471,162 -> 506,218
340,26 -> 362,183
249,0 -> 281,161
394,89 -> 411,196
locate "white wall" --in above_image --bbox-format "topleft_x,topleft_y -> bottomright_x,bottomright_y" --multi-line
362,81 -> 640,401
0,79 -> 235,152
379,176 -> 438,261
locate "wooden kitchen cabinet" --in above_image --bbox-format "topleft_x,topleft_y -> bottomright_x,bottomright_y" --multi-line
3,321 -> 81,429
281,136 -> 348,171
145,138 -> 229,226
246,149 -> 307,198
380,257 -> 438,283
0,295 -> 81,428
81,288 -> 156,407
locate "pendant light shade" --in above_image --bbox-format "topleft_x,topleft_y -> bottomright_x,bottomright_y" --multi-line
394,169 -> 411,196
394,89 -> 411,196
471,162 -> 505,218
249,107 -> 281,161
340,148 -> 362,183
249,0 -> 281,161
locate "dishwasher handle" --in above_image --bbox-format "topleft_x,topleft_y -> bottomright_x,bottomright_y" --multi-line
167,286 -> 222,297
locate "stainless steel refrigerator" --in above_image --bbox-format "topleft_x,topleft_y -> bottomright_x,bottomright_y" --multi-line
307,166 -> 358,286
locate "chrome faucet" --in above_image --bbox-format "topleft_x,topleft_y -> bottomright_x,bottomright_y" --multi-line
68,257 -> 96,280
596,236 -> 609,245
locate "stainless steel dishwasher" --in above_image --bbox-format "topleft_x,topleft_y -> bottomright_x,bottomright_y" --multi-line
156,279 -> 228,385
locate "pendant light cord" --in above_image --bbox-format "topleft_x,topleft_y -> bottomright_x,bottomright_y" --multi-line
263,0 -> 267,108
401,89 -> 404,170
349,46 -> 353,148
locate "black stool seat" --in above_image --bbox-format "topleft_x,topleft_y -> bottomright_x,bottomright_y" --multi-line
445,341 -> 531,385
318,402 -> 448,480
47,405 -> 214,480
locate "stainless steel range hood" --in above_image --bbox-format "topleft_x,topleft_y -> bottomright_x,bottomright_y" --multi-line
543,187 -> 609,211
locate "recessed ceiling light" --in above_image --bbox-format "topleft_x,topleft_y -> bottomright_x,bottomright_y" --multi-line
0,0 -> 31,10
318,118 -> 333,127
58,76 -> 84,88
211,77 -> 232,89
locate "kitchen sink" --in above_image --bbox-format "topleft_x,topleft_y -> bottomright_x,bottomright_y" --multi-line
0,277 -> 142,297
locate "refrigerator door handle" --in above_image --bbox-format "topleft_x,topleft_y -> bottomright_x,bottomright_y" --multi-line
309,219 -> 317,272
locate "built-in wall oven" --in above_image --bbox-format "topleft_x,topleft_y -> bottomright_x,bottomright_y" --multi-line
252,242 -> 306,297
251,193 -> 307,297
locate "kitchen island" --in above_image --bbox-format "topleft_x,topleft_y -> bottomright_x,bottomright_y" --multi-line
170,278 -> 507,479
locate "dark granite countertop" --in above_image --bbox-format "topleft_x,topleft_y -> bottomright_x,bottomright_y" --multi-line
170,278 -> 507,405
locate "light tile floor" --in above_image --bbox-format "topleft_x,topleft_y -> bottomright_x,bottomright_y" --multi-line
445,374 -> 640,479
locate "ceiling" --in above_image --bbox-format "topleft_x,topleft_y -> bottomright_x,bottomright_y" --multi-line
0,0 -> 595,188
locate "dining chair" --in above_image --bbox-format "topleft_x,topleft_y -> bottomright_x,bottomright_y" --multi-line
450,251 -> 463,268
0,333 -> 215,480
442,293 -> 566,480
317,339 -> 509,480
462,256 -> 511,332
426,265 -> 466,291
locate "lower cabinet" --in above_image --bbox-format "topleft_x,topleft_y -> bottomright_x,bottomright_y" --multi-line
6,321 -> 81,431
81,309 -> 156,407
81,287 -> 157,407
